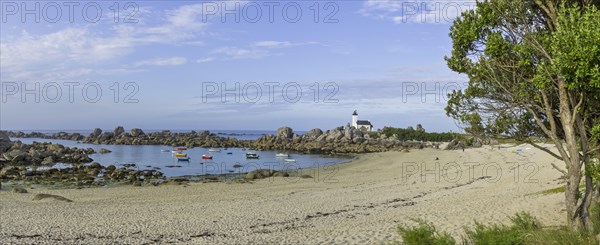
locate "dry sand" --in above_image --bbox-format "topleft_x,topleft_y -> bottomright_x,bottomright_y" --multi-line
0,144 -> 566,244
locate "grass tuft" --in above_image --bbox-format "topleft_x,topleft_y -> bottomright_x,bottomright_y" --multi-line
397,219 -> 456,245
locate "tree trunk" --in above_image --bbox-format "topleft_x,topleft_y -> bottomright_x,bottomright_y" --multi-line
576,111 -> 594,230
557,79 -> 583,230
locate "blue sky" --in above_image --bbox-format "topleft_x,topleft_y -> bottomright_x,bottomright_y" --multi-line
0,0 -> 473,132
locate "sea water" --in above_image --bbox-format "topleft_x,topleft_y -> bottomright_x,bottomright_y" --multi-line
11,137 -> 349,177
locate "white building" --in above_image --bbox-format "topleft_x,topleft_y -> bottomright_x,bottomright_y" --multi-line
351,110 -> 373,131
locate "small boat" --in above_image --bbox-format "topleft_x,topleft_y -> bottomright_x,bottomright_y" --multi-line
175,153 -> 187,158
208,148 -> 221,152
227,152 -> 233,155
246,152 -> 259,159
177,157 -> 190,161
284,159 -> 296,162
171,150 -> 180,154
202,155 -> 213,160
161,149 -> 170,153
275,153 -> 289,157
177,147 -> 187,151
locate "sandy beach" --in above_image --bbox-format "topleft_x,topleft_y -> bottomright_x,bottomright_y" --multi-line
0,144 -> 566,244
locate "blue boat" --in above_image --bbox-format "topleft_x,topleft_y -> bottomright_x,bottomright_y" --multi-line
177,157 -> 190,161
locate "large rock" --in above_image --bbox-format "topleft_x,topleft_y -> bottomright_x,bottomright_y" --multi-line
344,126 -> 354,139
276,127 -> 293,139
306,128 -> 323,139
91,128 -> 103,137
445,139 -> 465,150
0,130 -> 12,153
130,128 -> 145,137
113,126 -> 125,136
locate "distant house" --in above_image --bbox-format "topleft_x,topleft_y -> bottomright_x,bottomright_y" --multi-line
351,110 -> 373,132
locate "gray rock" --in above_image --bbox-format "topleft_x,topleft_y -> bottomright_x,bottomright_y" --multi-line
113,126 -> 125,136
130,128 -> 145,137
445,139 -> 465,150
0,130 -> 13,153
99,148 -> 112,154
276,127 -> 293,139
306,128 -> 323,139
41,156 -> 54,165
344,126 -> 353,139
91,128 -> 103,137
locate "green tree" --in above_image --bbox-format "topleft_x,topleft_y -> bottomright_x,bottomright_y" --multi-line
445,0 -> 600,230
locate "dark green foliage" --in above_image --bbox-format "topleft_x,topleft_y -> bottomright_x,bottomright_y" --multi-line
381,127 -> 458,142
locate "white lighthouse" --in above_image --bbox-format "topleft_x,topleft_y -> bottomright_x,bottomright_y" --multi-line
351,110 -> 373,131
352,110 -> 358,128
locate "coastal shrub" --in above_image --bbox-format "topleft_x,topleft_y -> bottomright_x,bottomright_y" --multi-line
524,227 -> 598,245
464,212 -> 539,245
397,220 -> 456,245
396,211 -> 600,244
381,126 -> 458,142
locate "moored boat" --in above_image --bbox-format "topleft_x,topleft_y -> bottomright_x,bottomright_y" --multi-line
208,148 -> 221,152
275,153 -> 289,157
177,157 -> 190,161
175,153 -> 187,158
246,152 -> 259,159
284,158 -> 296,162
202,155 -> 213,160
161,149 -> 170,153
177,147 -> 187,151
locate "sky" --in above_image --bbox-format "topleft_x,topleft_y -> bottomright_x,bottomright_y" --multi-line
0,0 -> 474,132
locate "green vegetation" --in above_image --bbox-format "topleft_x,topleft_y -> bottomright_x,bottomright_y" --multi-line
396,220 -> 455,245
396,209 -> 600,244
445,0 -> 600,229
381,126 -> 458,142
464,212 -> 540,245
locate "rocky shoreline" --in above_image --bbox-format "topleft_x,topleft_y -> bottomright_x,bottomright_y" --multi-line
7,126 -> 442,154
0,126 -> 452,189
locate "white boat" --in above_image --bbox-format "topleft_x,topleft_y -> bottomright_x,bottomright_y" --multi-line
275,153 -> 289,157
208,148 -> 221,152
284,159 -> 296,162
171,150 -> 180,154
160,149 -> 170,153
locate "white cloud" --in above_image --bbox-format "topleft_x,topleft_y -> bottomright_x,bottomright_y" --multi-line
0,1 -> 246,81
134,57 -> 188,67
213,47 -> 269,60
254,40 -> 319,49
360,0 -> 476,24
254,41 -> 292,48
196,57 -> 215,63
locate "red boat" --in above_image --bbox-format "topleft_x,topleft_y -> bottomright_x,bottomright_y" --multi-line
177,147 -> 187,151
202,155 -> 213,160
